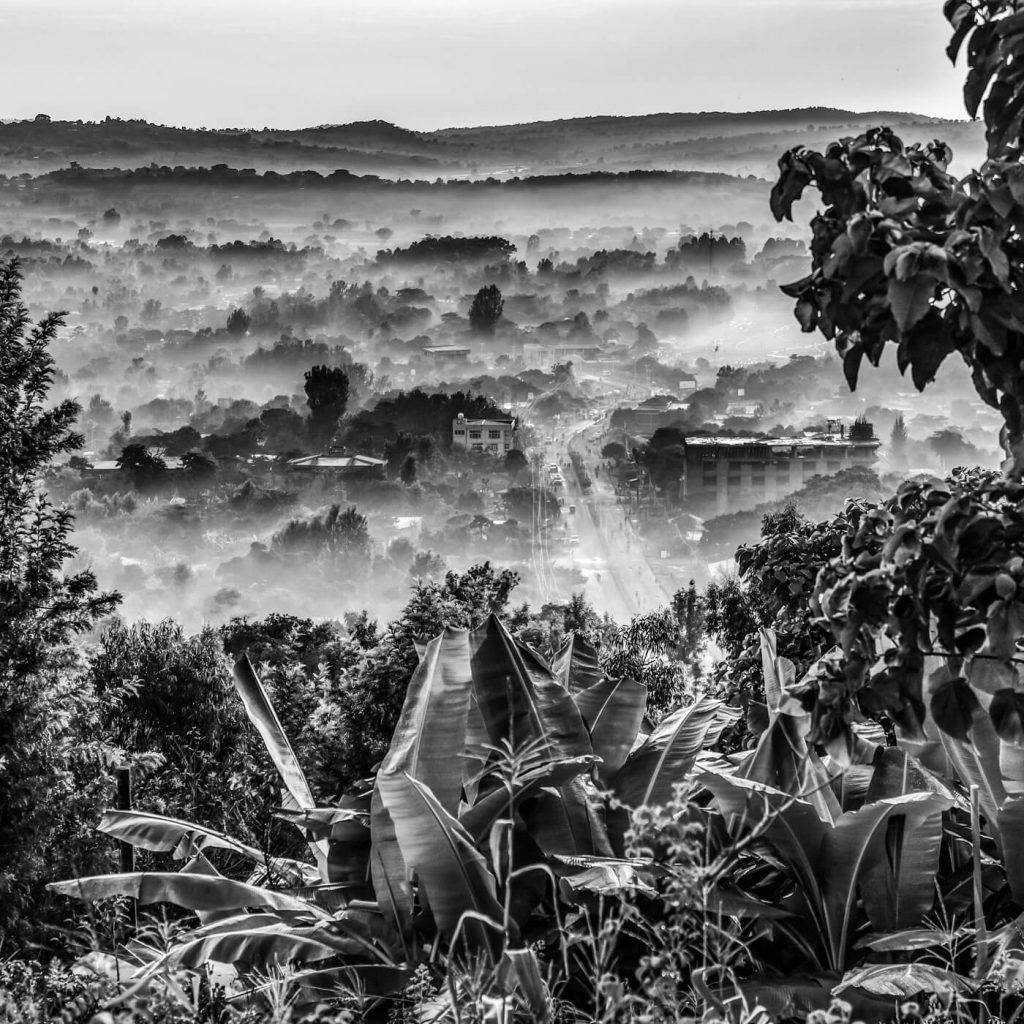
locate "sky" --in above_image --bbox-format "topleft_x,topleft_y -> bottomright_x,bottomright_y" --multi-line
3,0 -> 967,130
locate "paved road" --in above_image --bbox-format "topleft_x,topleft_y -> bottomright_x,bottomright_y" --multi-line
537,415 -> 675,623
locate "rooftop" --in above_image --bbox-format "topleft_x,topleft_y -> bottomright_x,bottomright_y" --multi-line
288,453 -> 386,470
685,432 -> 879,449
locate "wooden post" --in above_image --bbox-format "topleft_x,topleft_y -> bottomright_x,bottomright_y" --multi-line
116,766 -> 134,874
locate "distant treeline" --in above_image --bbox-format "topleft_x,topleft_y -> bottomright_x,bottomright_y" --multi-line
2,165 -> 765,190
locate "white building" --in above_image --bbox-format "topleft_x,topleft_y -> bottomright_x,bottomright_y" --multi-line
452,413 -> 518,453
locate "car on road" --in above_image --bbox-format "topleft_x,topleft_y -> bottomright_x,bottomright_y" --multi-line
568,504 -> 576,514
568,534 -> 580,546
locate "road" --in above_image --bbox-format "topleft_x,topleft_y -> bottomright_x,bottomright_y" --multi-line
533,412 -> 675,623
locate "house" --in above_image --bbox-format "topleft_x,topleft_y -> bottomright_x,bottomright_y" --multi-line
678,431 -> 880,515
287,452 -> 386,478
421,345 -> 472,363
452,413 -> 518,453
88,447 -> 184,472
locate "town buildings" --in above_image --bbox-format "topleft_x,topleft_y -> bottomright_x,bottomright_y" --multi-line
678,431 -> 880,514
451,413 -> 518,453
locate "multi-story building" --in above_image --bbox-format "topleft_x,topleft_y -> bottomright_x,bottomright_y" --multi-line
452,413 -> 518,453
678,432 -> 880,515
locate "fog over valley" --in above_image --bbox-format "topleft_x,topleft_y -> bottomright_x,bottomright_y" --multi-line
2,109 -> 998,628
10,5 -> 1024,1009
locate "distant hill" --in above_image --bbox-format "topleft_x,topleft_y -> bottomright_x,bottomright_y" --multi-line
0,108 -> 985,180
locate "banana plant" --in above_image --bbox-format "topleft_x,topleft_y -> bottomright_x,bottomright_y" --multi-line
50,613 -> 741,1016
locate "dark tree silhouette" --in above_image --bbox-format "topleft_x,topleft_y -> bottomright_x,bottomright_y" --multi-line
0,258 -> 119,937
304,364 -> 350,449
469,284 -> 504,335
226,307 -> 251,336
117,442 -> 166,489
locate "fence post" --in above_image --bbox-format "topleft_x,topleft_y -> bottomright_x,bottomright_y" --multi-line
116,766 -> 134,874
116,765 -> 137,931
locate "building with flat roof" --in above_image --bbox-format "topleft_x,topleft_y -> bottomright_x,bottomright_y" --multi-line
678,432 -> 880,515
452,413 -> 518,453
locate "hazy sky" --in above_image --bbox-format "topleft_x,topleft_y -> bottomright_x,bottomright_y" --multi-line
4,0 -> 966,129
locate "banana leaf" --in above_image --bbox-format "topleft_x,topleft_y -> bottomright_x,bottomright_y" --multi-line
369,787 -> 414,945
524,776 -> 614,858
289,963 -> 410,1001
701,765 -> 943,972
998,797 -> 1024,904
96,809 -> 319,886
164,925 -> 339,969
556,856 -> 663,903
48,872 -> 325,918
613,696 -> 740,808
572,676 -> 647,783
834,963 -> 972,997
497,948 -> 553,1024
232,655 -> 328,877
377,770 -> 504,954
458,755 -> 597,842
552,632 -> 603,693
737,711 -> 841,825
861,748 -> 950,931
469,614 -> 592,761
379,627 -> 474,816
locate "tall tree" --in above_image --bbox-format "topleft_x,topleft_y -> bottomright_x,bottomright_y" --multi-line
890,412 -> 908,457
468,284 -> 504,335
770,0 -> 1024,476
304,364 -> 350,450
226,307 -> 251,336
0,258 -> 119,937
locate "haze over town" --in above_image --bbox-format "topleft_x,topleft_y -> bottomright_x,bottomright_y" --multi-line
7,1 -> 1023,1020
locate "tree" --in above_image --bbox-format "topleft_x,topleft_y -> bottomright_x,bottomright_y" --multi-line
0,258 -> 119,938
602,441 -> 627,461
890,413 -> 908,457
400,453 -> 417,485
226,307 -> 251,336
116,442 -> 166,489
503,447 -> 529,481
181,450 -> 217,481
928,426 -> 977,468
770,1 -> 1024,476
304,364 -> 350,450
468,284 -> 504,335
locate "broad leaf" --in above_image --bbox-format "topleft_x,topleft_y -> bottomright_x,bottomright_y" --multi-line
233,655 -> 315,810
497,948 -> 553,1024
469,614 -> 591,761
552,632 -> 603,693
48,872 -> 324,917
614,697 -> 741,808
572,676 -> 647,782
377,771 -> 504,953
369,788 -> 413,942
96,809 -> 319,886
860,748 -> 950,931
834,962 -> 971,997
379,626 -> 474,815
458,755 -> 597,842
165,924 -> 339,968
997,797 -> 1024,904
233,655 -> 328,876
525,776 -> 614,858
